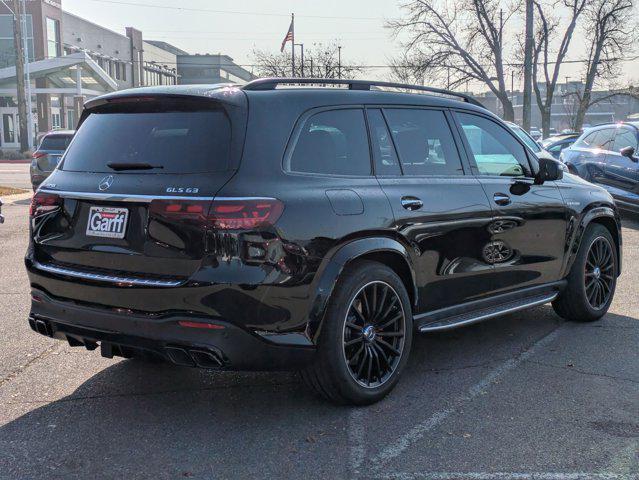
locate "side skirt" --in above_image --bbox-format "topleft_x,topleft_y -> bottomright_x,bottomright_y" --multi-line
414,281 -> 566,333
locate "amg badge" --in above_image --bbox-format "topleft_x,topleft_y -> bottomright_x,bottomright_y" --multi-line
86,207 -> 129,239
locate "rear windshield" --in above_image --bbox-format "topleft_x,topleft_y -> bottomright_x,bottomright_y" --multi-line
40,135 -> 73,151
61,109 -> 231,174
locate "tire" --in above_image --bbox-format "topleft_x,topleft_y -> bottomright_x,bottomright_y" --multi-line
553,223 -> 617,322
301,260 -> 413,405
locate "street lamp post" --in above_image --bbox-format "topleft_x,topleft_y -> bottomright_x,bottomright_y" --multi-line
294,43 -> 304,77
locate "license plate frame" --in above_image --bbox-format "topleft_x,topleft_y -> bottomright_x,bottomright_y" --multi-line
86,206 -> 129,239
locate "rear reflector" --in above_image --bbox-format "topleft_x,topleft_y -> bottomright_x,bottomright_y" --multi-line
149,198 -> 284,231
178,320 -> 225,330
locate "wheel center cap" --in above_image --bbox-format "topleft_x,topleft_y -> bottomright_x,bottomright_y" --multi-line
593,266 -> 601,279
362,325 -> 376,342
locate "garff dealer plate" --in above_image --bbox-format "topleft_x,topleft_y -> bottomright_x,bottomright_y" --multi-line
86,207 -> 129,239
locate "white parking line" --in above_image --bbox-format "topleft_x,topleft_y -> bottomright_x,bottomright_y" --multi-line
372,471 -> 631,479
370,327 -> 563,468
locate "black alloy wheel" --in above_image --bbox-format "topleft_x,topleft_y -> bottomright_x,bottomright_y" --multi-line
552,223 -> 617,323
342,281 -> 406,388
584,236 -> 615,310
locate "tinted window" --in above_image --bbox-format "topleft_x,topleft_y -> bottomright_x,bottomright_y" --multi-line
40,134 -> 72,151
289,109 -> 371,176
384,109 -> 463,176
612,128 -> 638,152
62,110 -> 231,174
457,113 -> 530,177
367,109 -> 401,176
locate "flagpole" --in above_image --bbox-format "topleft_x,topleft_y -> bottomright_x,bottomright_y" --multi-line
291,13 -> 295,77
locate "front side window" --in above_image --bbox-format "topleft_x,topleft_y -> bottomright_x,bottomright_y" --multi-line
384,108 -> 464,176
612,128 -> 638,152
457,113 -> 530,177
576,128 -> 615,150
510,124 -> 541,153
289,109 -> 371,176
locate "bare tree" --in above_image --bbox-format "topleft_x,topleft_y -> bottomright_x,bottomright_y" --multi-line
388,0 -> 518,121
522,0 -> 534,131
252,43 -> 362,79
569,0 -> 637,131
531,0 -> 587,137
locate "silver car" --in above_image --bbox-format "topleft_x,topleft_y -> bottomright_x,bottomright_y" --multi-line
30,130 -> 75,191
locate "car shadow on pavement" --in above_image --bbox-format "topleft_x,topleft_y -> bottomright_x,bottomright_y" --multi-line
621,213 -> 639,230
0,308 -> 637,478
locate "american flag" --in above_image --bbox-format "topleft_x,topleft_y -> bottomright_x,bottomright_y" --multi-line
280,19 -> 294,52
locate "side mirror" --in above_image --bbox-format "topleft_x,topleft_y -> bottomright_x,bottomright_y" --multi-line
620,146 -> 639,162
535,157 -> 564,184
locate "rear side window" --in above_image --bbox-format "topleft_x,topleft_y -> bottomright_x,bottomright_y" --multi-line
384,109 -> 463,176
61,110 -> 231,174
367,109 -> 401,176
40,135 -> 73,151
288,109 -> 371,176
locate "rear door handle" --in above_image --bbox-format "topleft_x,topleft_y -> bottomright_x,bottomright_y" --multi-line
493,193 -> 511,206
401,196 -> 423,211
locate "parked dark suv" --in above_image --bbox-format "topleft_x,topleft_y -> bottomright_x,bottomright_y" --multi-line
26,79 -> 622,405
30,130 -> 75,191
561,123 -> 639,212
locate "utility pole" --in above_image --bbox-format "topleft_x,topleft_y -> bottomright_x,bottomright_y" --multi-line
20,0 -> 32,149
338,45 -> 342,79
10,0 -> 28,151
522,0 -> 533,131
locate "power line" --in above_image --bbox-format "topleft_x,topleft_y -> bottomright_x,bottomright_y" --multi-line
85,0 -> 385,21
134,57 -> 639,69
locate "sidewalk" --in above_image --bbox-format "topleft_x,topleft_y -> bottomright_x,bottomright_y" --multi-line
0,159 -> 30,164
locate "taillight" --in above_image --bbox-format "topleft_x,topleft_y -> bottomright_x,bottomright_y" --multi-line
149,199 -> 210,221
149,198 -> 284,230
32,151 -> 47,159
209,199 -> 284,230
29,192 -> 62,217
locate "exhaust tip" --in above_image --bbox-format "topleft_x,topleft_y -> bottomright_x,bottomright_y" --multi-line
34,319 -> 53,337
189,349 -> 224,369
165,346 -> 196,367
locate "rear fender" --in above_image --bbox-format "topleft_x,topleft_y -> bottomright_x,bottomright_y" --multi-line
305,237 -> 416,342
561,205 -> 622,278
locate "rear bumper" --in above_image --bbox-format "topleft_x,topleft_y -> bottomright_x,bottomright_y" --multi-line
28,289 -> 315,371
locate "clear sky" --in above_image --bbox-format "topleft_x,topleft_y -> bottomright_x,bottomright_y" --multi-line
63,0 -> 637,92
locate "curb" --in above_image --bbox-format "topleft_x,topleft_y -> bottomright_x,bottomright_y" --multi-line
0,160 -> 30,164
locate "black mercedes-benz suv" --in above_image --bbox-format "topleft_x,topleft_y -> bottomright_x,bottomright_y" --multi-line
26,78 -> 622,405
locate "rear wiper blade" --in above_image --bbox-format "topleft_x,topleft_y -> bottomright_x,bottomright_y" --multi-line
106,162 -> 164,171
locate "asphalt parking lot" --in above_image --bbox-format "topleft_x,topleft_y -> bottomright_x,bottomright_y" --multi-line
0,194 -> 637,480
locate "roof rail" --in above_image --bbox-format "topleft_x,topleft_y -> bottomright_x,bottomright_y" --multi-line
242,78 -> 484,108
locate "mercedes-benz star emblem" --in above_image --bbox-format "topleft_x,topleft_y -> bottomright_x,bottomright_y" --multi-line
98,175 -> 114,191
